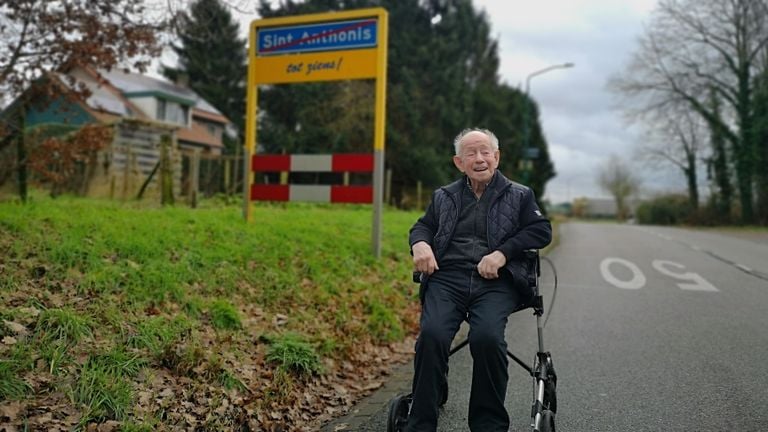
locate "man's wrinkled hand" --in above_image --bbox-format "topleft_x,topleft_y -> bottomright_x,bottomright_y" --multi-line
477,250 -> 506,279
412,241 -> 439,275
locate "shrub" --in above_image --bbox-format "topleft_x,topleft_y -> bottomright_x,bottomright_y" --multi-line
636,194 -> 693,225
686,198 -> 735,226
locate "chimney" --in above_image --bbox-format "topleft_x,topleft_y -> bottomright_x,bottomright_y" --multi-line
175,72 -> 189,88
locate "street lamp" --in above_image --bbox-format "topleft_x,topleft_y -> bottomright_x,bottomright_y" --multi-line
522,62 -> 574,185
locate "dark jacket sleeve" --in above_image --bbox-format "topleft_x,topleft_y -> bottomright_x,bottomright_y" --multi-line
496,188 -> 552,260
408,191 -> 439,251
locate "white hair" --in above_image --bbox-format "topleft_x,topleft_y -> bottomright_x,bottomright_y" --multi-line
453,128 -> 499,155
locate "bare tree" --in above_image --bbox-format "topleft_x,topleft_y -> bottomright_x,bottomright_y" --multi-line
611,0 -> 768,224
597,155 -> 641,221
0,0 -> 167,200
638,105 -> 705,208
0,1 -> 167,101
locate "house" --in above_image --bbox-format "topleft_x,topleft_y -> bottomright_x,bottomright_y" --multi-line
0,66 -> 232,199
572,197 -> 641,219
97,69 -> 231,156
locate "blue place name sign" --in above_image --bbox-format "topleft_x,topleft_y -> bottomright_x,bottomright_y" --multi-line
257,18 -> 378,55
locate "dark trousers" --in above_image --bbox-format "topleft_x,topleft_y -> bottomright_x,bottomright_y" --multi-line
405,268 -> 528,432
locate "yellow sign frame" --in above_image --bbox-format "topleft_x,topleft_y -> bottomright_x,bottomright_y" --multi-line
244,8 -> 388,257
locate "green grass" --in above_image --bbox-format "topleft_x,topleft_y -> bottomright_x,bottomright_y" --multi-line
72,361 -> 134,424
0,192 -> 568,429
70,346 -> 147,425
35,308 -> 92,344
0,344 -> 32,401
694,224 -> 768,233
0,357 -> 32,400
39,339 -> 71,375
218,368 -> 247,392
265,332 -> 322,377
366,298 -> 404,343
0,341 -> 35,400
209,299 -> 242,330
0,195 -> 424,428
127,315 -> 192,357
85,347 -> 147,379
30,308 -> 93,374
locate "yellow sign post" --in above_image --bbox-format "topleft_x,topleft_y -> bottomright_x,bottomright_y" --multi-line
244,8 -> 388,257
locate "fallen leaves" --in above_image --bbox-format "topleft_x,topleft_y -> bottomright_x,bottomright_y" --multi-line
0,301 -> 417,431
0,401 -> 25,423
1,317 -> 30,346
0,206 -> 421,432
272,313 -> 289,327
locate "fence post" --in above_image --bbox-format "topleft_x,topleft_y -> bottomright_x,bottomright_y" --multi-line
385,168 -> 392,206
242,146 -> 251,221
122,147 -> 132,200
234,144 -> 241,195
417,180 -> 422,210
189,149 -> 201,208
280,149 -> 288,185
15,110 -> 28,203
224,155 -> 231,195
160,134 -> 174,205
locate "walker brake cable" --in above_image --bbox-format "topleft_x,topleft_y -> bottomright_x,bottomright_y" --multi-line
541,256 -> 558,329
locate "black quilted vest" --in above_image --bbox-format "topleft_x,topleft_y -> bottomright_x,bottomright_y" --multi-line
431,173 -> 531,280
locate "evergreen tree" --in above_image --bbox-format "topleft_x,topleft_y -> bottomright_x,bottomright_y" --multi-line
164,0 -> 246,149
254,0 -> 555,206
751,64 -> 768,224
707,87 -> 732,221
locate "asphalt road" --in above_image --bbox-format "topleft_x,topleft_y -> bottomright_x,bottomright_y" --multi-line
341,222 -> 768,431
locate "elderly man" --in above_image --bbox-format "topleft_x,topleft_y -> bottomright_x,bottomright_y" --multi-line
406,128 -> 552,431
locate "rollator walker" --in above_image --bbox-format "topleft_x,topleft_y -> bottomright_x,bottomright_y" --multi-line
387,250 -> 558,432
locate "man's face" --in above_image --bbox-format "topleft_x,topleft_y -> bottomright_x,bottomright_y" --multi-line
453,131 -> 500,184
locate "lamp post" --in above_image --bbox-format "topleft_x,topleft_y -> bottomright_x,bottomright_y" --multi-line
522,62 -> 574,186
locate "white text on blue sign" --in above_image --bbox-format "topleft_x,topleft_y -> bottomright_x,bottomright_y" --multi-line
258,19 -> 377,55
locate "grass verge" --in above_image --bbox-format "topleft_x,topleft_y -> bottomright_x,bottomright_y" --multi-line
0,195 -> 421,430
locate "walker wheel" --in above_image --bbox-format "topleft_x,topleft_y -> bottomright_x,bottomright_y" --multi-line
387,393 -> 411,432
539,409 -> 555,432
544,355 -> 557,413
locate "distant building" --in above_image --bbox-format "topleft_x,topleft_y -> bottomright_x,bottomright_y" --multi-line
581,197 -> 641,218
1,67 -> 232,198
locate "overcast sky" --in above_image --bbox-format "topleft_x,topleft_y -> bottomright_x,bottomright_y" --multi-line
471,0 -> 676,204
156,0 -> 687,204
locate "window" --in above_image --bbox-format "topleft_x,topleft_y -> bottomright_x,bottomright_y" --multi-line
156,99 -> 166,120
206,123 -> 221,138
155,98 -> 189,126
179,105 -> 189,126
